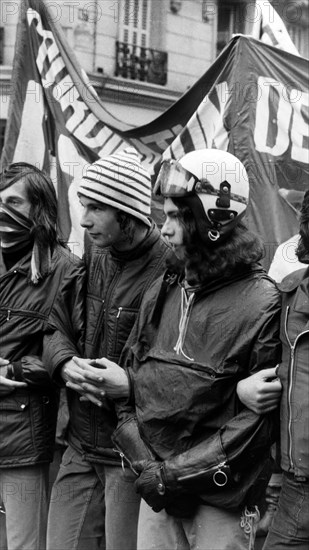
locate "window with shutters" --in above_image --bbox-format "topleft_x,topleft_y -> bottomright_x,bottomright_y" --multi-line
120,0 -> 150,48
216,2 -> 247,55
115,0 -> 167,86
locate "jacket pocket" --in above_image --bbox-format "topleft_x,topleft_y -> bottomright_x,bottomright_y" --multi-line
0,390 -> 58,464
0,393 -> 34,459
0,307 -> 46,322
110,307 -> 138,360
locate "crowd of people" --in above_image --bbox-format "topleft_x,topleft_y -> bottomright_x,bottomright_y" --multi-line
0,148 -> 308,550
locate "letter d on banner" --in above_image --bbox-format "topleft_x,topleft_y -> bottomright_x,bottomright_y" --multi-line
254,76 -> 292,156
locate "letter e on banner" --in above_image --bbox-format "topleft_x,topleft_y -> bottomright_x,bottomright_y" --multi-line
291,91 -> 309,164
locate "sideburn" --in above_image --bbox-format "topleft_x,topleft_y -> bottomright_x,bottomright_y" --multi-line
117,213 -> 136,244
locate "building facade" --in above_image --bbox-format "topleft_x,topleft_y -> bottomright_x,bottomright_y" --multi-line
0,0 -> 308,153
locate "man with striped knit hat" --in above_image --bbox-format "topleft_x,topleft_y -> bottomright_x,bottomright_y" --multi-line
45,147 -> 172,550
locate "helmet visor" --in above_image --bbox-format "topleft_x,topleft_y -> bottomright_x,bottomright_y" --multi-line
154,160 -> 198,197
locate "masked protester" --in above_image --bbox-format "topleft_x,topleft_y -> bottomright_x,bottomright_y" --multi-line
0,163 -> 85,550
91,149 -> 282,550
44,148 -> 172,550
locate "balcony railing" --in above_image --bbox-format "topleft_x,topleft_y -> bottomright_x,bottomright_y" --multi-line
115,41 -> 168,86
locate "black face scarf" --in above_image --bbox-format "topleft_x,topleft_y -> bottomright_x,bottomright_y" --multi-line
0,203 -> 51,284
0,202 -> 32,251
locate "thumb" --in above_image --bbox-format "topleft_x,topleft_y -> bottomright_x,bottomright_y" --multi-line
132,459 -> 149,474
260,367 -> 278,380
95,357 -> 114,369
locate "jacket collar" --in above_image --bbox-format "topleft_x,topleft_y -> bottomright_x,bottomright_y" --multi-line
0,250 -> 31,278
0,245 -> 63,281
171,263 -> 267,300
195,263 -> 266,299
150,263 -> 267,328
279,267 -> 309,316
278,267 -> 309,293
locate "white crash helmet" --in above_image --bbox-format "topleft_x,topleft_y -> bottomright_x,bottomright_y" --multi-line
154,149 -> 249,243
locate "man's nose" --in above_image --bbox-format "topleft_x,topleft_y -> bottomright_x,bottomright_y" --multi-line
80,211 -> 92,228
161,219 -> 171,238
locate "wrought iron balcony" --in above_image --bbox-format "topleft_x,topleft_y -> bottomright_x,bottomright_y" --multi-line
115,41 -> 168,86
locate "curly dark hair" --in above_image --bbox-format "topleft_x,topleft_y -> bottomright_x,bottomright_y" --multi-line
169,197 -> 264,284
0,162 -> 63,249
296,190 -> 309,264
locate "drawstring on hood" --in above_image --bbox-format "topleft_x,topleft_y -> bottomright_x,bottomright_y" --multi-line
174,286 -> 195,361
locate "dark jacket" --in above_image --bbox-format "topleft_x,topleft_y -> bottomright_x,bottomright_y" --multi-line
45,223 -> 172,465
278,267 -> 309,479
0,246 -> 85,467
116,265 -> 282,509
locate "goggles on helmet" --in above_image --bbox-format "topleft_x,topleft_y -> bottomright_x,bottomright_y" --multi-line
154,159 -> 247,207
154,160 -> 199,197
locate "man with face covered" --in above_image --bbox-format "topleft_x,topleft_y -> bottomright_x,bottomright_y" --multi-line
0,162 -> 84,550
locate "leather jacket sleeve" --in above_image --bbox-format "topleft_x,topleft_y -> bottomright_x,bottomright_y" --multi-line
43,259 -> 86,380
112,414 -> 156,472
162,408 -> 275,493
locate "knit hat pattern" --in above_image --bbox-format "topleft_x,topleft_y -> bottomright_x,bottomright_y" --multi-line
79,147 -> 152,227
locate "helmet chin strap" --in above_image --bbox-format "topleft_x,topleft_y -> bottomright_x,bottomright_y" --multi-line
208,229 -> 221,242
178,194 -> 242,246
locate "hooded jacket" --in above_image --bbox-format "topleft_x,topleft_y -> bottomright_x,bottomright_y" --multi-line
0,245 -> 85,467
115,264 -> 282,509
277,267 -> 309,479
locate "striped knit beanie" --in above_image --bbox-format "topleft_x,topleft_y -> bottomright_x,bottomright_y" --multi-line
79,147 -> 152,227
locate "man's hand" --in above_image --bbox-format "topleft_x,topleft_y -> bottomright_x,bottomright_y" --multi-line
0,376 -> 28,396
133,460 -> 168,512
61,358 -> 105,407
0,358 -> 27,396
61,357 -> 98,385
80,357 -> 130,400
62,357 -> 129,405
237,367 -> 282,414
133,459 -> 199,518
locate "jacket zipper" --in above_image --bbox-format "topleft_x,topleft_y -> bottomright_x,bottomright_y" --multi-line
284,305 -> 309,469
103,265 -> 122,356
0,307 -> 46,322
113,447 -> 139,476
178,460 -> 228,485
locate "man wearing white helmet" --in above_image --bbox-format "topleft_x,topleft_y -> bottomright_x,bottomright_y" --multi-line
80,149 -> 282,549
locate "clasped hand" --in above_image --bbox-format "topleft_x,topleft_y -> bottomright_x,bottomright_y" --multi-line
133,460 -> 197,518
62,357 -> 129,407
236,367 -> 282,414
0,358 -> 27,396
133,459 -> 168,512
